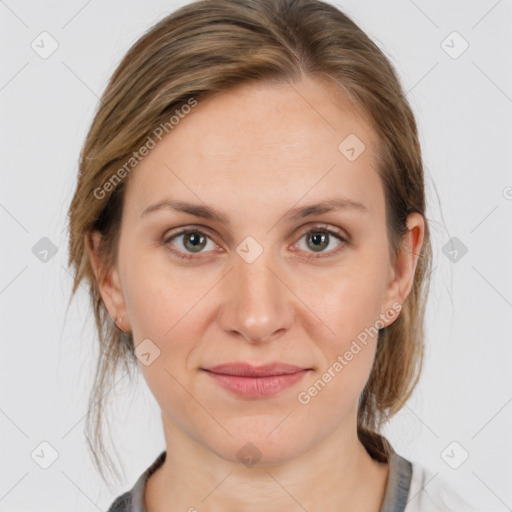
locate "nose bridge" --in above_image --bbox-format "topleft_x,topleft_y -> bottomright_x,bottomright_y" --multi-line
238,248 -> 278,302
219,243 -> 293,343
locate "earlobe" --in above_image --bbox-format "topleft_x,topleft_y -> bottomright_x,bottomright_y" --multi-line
85,231 -> 129,330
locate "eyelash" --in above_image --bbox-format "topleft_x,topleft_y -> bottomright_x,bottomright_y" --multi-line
161,224 -> 348,261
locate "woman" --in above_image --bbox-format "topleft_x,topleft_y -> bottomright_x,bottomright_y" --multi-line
66,0 -> 475,510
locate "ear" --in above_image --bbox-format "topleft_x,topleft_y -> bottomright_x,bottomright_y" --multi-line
380,212 -> 425,324
85,230 -> 130,332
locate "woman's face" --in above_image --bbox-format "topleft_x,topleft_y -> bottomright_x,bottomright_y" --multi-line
92,76 -> 423,464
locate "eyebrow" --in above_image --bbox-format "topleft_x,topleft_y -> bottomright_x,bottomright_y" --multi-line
140,197 -> 369,224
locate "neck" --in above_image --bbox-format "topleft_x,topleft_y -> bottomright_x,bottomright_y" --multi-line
145,418 -> 389,512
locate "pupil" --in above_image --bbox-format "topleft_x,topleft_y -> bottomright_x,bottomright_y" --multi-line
309,232 -> 328,252
185,233 -> 205,252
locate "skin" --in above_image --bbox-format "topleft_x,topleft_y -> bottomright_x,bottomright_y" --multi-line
87,75 -> 424,512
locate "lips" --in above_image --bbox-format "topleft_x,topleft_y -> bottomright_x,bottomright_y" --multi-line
202,362 -> 311,398
203,362 -> 309,377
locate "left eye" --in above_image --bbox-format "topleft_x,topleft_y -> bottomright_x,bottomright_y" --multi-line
294,227 -> 347,257
162,225 -> 347,260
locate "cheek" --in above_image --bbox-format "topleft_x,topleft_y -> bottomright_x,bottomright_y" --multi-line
298,250 -> 389,399
304,253 -> 389,343
296,283 -> 382,420
119,248 -> 213,385
120,245 -> 208,339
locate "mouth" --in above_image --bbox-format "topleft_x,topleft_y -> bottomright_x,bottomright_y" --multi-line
201,362 -> 312,398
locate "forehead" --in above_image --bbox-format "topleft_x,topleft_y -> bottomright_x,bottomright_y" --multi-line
123,76 -> 384,221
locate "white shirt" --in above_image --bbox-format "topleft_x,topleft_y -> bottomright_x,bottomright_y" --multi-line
406,462 -> 476,511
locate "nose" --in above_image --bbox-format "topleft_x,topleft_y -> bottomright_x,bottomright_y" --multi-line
217,249 -> 295,344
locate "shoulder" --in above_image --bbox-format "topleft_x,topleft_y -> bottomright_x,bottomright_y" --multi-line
405,462 -> 476,512
106,491 -> 133,512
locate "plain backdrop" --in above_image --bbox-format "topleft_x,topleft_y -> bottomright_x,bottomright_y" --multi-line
1,1 -> 511,510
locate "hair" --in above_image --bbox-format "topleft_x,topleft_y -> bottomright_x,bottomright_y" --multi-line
66,0 -> 432,486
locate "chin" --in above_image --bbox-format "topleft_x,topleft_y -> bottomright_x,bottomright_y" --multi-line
201,419 -> 315,467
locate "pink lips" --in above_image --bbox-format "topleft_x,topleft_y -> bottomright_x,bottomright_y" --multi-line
202,362 -> 311,398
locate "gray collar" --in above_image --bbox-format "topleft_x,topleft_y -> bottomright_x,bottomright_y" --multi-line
380,449 -> 413,512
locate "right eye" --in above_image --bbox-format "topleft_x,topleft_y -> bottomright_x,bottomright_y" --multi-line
161,227 -> 219,260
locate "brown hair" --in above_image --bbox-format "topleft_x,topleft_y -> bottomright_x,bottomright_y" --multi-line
66,0 -> 432,485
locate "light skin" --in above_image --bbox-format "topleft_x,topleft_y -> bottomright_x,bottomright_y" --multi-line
87,75 -> 424,511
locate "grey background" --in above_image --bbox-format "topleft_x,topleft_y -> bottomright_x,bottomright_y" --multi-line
1,0 -> 511,510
